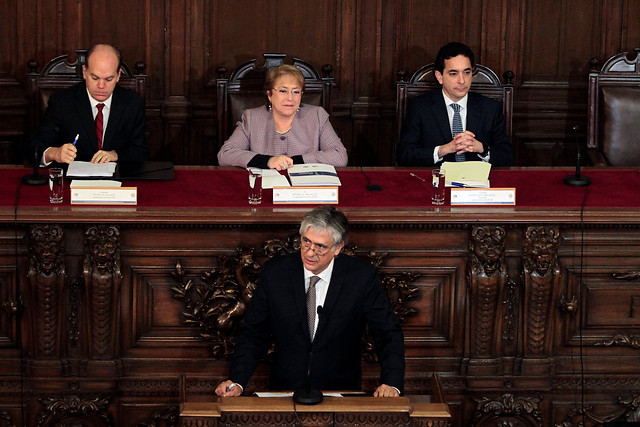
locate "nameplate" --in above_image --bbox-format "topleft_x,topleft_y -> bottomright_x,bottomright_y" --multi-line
71,187 -> 138,205
450,188 -> 516,205
273,186 -> 339,204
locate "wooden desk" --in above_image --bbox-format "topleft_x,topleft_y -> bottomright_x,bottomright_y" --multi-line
180,396 -> 451,426
1,166 -> 640,426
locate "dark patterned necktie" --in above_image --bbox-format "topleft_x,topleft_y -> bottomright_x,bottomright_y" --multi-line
307,276 -> 320,339
451,103 -> 465,162
96,103 -> 105,150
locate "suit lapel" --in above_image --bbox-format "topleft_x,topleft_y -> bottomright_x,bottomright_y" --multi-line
103,87 -> 122,150
429,92 -> 453,142
466,92 -> 482,135
289,259 -> 309,339
73,86 -> 99,152
314,255 -> 346,339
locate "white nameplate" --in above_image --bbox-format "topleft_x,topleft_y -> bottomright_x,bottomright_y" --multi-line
71,187 -> 138,205
273,186 -> 339,204
450,187 -> 516,205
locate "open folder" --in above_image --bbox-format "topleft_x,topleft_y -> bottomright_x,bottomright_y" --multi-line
440,161 -> 491,188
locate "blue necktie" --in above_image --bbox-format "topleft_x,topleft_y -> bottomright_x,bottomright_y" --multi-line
451,103 -> 465,162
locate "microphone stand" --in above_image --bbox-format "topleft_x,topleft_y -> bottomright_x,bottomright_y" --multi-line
22,144 -> 48,186
564,125 -> 591,187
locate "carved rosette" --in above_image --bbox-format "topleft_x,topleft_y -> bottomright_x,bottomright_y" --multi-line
472,393 -> 543,427
83,225 -> 122,359
468,226 -> 507,357
523,226 -> 561,356
37,395 -> 111,427
28,224 -> 65,358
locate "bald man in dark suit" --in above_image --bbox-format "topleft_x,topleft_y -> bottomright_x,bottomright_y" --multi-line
26,43 -> 148,166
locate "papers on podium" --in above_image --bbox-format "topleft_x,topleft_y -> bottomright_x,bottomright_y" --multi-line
287,163 -> 341,186
440,161 -> 490,188
256,168 -> 291,189
66,161 -> 117,178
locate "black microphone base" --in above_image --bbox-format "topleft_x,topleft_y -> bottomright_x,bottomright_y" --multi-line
564,174 -> 591,187
22,173 -> 48,186
293,387 -> 323,405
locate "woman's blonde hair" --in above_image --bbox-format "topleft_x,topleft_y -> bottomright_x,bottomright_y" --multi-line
265,64 -> 305,92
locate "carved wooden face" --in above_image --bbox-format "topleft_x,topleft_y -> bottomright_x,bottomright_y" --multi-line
471,227 -> 504,275
87,229 -> 119,267
30,226 -> 63,274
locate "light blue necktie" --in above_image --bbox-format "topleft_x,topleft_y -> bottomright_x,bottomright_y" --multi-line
451,103 -> 465,162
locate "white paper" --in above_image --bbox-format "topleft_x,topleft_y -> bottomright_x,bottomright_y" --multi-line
66,161 -> 117,177
70,180 -> 122,188
258,168 -> 291,189
287,163 -> 341,186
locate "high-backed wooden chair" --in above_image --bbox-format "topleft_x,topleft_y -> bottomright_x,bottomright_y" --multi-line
27,49 -> 146,131
396,64 -> 514,165
215,53 -> 334,145
587,48 -> 640,166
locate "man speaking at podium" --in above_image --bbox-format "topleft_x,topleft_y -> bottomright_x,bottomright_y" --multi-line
216,206 -> 405,398
26,43 -> 148,166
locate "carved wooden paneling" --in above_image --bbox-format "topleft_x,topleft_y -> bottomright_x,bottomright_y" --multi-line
2,0 -> 640,166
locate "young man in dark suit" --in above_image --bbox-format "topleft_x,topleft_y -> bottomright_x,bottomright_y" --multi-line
216,206 -> 405,398
396,42 -> 513,167
26,43 -> 148,165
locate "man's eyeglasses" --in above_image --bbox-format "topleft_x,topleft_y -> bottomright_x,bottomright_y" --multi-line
274,88 -> 303,96
301,236 -> 332,256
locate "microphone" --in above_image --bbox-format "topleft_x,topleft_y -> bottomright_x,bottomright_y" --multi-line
22,143 -> 48,186
564,125 -> 591,186
293,305 -> 324,405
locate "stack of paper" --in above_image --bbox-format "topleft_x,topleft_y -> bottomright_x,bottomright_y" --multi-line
250,168 -> 290,189
287,163 -> 341,186
66,161 -> 117,177
440,161 -> 491,188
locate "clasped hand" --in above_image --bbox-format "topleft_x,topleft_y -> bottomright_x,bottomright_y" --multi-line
444,131 -> 483,156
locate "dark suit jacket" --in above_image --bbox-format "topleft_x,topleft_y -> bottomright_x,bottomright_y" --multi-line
26,82 -> 148,164
396,90 -> 513,167
229,252 -> 405,393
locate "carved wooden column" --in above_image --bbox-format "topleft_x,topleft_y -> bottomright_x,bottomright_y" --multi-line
467,226 -> 508,377
522,226 -> 561,376
27,225 -> 65,359
83,225 -> 122,359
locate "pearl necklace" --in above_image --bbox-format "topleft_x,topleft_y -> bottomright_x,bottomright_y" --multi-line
275,125 -> 292,135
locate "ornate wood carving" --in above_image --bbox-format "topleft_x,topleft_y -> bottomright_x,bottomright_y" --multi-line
171,246 -> 261,359
83,225 -> 121,359
523,226 -> 561,359
0,410 -> 15,427
472,393 -> 543,427
555,394 -> 640,426
594,333 -> 640,349
36,395 -> 111,427
28,224 -> 65,358
468,226 -> 508,360
137,405 -> 179,427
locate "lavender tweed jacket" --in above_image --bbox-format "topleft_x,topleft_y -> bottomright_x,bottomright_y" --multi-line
217,104 -> 348,167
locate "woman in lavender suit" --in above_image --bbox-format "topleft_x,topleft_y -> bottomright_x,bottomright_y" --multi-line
217,65 -> 348,170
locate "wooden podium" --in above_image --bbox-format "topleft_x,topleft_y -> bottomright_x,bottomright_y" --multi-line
179,374 -> 450,426
180,395 -> 450,426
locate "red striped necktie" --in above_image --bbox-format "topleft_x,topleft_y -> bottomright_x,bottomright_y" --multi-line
96,103 -> 105,150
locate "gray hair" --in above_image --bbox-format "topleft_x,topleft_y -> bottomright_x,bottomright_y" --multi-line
299,206 -> 348,247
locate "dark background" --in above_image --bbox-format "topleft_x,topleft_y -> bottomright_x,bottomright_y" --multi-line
1,0 -> 639,167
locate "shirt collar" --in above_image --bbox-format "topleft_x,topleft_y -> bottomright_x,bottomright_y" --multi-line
86,88 -> 114,110
304,257 -> 335,284
442,91 -> 468,110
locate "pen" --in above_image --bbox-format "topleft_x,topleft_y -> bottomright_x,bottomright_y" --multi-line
72,134 -> 79,146
409,173 -> 426,182
226,383 -> 236,392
